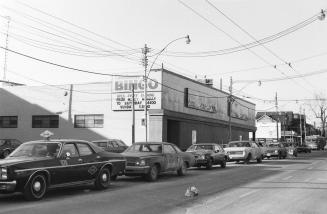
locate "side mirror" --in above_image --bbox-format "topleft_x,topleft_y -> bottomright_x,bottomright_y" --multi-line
65,152 -> 71,159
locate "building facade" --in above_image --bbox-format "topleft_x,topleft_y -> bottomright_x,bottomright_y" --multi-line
0,69 -> 256,150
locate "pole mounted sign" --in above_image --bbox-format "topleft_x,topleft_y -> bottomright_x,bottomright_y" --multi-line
111,72 -> 162,111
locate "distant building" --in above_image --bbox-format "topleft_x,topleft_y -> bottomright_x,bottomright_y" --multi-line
256,114 -> 281,142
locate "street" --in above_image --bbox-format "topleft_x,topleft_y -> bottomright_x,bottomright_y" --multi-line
0,151 -> 326,214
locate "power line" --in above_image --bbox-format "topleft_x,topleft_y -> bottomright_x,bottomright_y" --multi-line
206,0 -> 317,94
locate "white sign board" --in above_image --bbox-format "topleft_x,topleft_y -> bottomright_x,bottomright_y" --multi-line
112,72 -> 162,111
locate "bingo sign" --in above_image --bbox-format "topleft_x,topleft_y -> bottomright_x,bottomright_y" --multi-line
112,72 -> 162,111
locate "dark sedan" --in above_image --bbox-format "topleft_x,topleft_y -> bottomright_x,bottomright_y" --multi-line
0,139 -> 22,158
186,143 -> 226,169
92,139 -> 128,153
0,139 -> 126,200
122,142 -> 194,181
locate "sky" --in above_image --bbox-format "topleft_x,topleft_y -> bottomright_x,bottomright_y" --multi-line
0,0 -> 326,127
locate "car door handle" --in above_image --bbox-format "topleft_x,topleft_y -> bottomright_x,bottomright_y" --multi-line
78,158 -> 83,162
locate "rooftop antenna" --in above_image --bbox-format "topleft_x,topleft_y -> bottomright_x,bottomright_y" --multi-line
3,16 -> 10,81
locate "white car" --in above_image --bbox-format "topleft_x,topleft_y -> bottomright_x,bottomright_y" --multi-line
224,141 -> 263,164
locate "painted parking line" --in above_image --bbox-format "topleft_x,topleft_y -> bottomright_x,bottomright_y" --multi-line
239,190 -> 258,198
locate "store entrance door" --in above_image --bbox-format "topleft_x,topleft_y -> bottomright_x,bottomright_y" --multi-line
167,119 -> 180,148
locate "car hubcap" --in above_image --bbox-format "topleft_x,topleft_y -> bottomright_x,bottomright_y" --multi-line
102,173 -> 108,182
33,181 -> 41,192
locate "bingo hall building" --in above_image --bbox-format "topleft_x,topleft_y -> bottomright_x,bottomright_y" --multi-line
0,69 -> 256,150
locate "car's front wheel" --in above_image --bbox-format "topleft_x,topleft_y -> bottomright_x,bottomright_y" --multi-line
95,167 -> 111,190
220,159 -> 226,168
145,165 -> 159,181
245,154 -> 251,164
177,161 -> 187,176
24,174 -> 47,201
256,156 -> 262,163
206,158 -> 213,169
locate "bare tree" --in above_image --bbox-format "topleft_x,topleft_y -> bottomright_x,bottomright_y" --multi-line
309,93 -> 327,137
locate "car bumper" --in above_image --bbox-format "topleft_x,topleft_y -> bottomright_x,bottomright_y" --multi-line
124,166 -> 151,175
0,180 -> 16,193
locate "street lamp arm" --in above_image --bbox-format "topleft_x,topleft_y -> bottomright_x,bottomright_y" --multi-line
147,35 -> 190,77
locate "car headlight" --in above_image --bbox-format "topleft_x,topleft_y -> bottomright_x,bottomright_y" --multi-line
199,155 -> 205,160
0,168 -> 7,180
135,159 -> 146,166
274,150 -> 278,154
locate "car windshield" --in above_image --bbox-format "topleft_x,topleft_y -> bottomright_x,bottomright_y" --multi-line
187,145 -> 213,151
10,142 -> 61,158
125,144 -> 162,153
228,141 -> 251,147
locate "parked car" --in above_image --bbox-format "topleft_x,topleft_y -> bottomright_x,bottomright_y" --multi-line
297,144 -> 312,153
92,139 -> 128,153
306,142 -> 318,150
0,139 -> 126,200
122,142 -> 194,181
224,141 -> 263,164
266,143 -> 287,159
0,139 -> 22,158
186,143 -> 226,169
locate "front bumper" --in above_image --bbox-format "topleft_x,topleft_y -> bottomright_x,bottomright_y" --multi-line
194,158 -> 208,166
227,154 -> 246,161
0,180 -> 16,193
124,166 -> 150,176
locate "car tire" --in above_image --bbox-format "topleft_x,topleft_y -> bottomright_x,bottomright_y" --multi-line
256,156 -> 262,163
2,150 -> 10,158
245,154 -> 251,164
177,161 -> 187,176
145,165 -> 159,181
206,158 -> 213,169
278,153 -> 282,159
95,167 -> 111,190
24,174 -> 47,201
220,159 -> 226,168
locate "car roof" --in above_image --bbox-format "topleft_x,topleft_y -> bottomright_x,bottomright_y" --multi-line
92,139 -> 122,142
24,139 -> 90,144
134,142 -> 172,145
192,143 -> 217,146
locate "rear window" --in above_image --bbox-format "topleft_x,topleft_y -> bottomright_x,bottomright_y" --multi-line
94,142 -> 107,148
228,141 -> 251,147
126,144 -> 162,153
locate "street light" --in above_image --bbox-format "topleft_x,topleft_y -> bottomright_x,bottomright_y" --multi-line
142,35 -> 191,142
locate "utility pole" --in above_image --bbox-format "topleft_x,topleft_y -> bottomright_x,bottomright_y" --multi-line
299,106 -> 303,146
142,44 -> 149,142
275,92 -> 279,141
3,16 -> 10,81
228,77 -> 233,142
304,108 -> 307,142
132,84 -> 135,144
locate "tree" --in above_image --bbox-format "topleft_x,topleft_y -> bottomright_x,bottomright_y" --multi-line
309,93 -> 327,137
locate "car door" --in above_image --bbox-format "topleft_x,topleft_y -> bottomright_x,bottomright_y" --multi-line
76,142 -> 99,181
163,144 -> 178,171
52,142 -> 83,185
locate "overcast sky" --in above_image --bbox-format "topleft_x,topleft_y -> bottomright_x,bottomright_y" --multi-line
0,0 -> 326,126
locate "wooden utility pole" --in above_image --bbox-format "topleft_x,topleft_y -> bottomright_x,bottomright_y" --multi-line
275,92 -> 279,141
142,44 -> 149,142
299,106 -> 303,145
132,84 -> 135,144
228,77 -> 233,142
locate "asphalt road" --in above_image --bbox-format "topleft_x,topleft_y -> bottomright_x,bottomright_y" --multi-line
1,151 -> 327,214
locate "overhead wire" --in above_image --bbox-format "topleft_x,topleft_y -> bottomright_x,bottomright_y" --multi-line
178,0 -> 318,96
